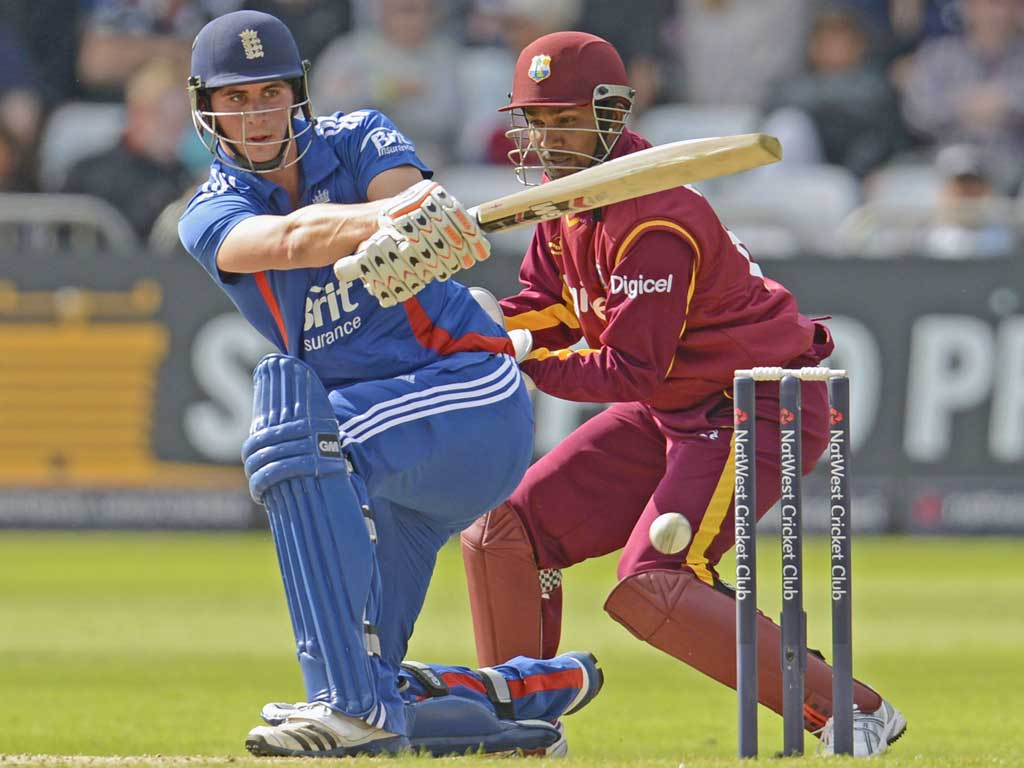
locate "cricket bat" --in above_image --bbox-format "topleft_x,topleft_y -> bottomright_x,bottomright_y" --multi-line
336,133 -> 781,282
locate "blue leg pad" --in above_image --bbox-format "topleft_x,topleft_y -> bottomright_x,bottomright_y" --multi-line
243,354 -> 389,726
406,697 -> 561,756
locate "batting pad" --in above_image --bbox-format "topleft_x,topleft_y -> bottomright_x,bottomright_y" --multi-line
406,697 -> 561,756
244,354 -> 382,720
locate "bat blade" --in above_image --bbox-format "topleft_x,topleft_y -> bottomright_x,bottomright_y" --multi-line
472,133 -> 781,233
335,133 -> 780,282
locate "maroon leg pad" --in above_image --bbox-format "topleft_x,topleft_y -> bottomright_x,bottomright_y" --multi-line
461,502 -> 562,666
604,569 -> 882,732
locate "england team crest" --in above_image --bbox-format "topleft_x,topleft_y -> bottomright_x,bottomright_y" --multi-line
528,54 -> 552,83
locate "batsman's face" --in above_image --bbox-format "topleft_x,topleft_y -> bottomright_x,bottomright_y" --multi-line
209,81 -> 295,164
524,105 -> 600,178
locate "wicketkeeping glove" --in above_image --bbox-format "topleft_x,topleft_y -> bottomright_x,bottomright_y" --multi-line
335,180 -> 491,307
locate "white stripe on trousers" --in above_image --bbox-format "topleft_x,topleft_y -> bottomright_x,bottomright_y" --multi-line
339,356 -> 516,438
340,359 -> 522,448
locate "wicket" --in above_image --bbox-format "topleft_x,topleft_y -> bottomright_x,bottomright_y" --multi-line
732,367 -> 853,758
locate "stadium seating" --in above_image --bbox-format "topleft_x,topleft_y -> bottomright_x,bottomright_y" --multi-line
38,102 -> 124,192
706,164 -> 861,256
631,104 -> 760,147
865,163 -> 942,209
0,193 -> 138,252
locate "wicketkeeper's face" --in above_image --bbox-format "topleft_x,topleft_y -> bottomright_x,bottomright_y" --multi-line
208,80 -> 297,166
524,105 -> 600,178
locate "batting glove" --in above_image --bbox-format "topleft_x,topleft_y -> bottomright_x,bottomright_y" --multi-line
348,227 -> 425,308
335,181 -> 490,307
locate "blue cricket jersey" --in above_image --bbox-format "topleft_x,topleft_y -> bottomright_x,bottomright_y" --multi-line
178,109 -> 512,388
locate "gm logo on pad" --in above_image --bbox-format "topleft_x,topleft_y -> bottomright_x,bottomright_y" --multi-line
317,433 -> 342,458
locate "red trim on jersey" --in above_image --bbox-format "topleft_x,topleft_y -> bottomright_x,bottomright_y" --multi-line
253,271 -> 289,352
403,297 -> 514,356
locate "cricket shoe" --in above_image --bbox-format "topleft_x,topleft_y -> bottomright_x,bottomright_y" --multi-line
515,720 -> 567,758
818,699 -> 907,757
260,700 -> 303,726
245,702 -> 410,757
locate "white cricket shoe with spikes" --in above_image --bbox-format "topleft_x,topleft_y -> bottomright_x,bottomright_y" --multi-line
819,698 -> 907,757
245,702 -> 409,757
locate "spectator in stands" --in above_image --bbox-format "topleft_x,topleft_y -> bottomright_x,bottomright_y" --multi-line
1,0 -> 83,105
670,0 -> 812,105
243,0 -> 352,63
924,143 -> 1015,258
846,0 -> 960,62
578,0 -> 675,114
311,0 -> 460,167
0,120 -> 29,191
62,59 -> 194,240
76,0 -> 219,100
458,0 -> 582,163
0,16 -> 43,191
901,0 -> 1024,193
762,3 -> 907,177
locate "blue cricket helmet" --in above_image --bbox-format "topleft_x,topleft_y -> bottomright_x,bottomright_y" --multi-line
187,10 -> 315,173
190,10 -> 305,89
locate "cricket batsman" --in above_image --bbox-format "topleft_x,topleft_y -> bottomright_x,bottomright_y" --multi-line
178,11 -> 601,758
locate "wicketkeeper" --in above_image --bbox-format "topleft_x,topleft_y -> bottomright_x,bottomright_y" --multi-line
356,30 -> 907,757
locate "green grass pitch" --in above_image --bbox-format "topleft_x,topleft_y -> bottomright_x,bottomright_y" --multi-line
1,532 -> 1021,767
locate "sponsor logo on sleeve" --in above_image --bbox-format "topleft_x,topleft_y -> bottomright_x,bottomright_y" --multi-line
361,126 -> 416,157
608,273 -> 674,300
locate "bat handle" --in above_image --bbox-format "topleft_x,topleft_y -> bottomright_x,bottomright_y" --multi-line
334,254 -> 361,284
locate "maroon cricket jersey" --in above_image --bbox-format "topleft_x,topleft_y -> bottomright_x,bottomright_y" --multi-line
502,129 -> 820,411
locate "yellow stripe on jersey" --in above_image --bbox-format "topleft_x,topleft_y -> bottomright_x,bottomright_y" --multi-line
611,219 -> 703,380
505,302 -> 580,333
663,257 -> 701,379
613,219 -> 702,269
685,434 -> 736,586
524,346 -> 601,362
506,283 -> 580,333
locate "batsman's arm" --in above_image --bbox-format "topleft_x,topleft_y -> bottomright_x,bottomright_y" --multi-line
213,165 -> 424,275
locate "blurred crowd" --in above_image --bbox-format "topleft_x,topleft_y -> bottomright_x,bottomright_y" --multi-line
2,0 -> 1023,259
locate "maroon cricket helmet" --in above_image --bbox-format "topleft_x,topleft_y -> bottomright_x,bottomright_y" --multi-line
500,31 -> 631,112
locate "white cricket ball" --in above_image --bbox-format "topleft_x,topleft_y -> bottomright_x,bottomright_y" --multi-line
649,513 -> 693,554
